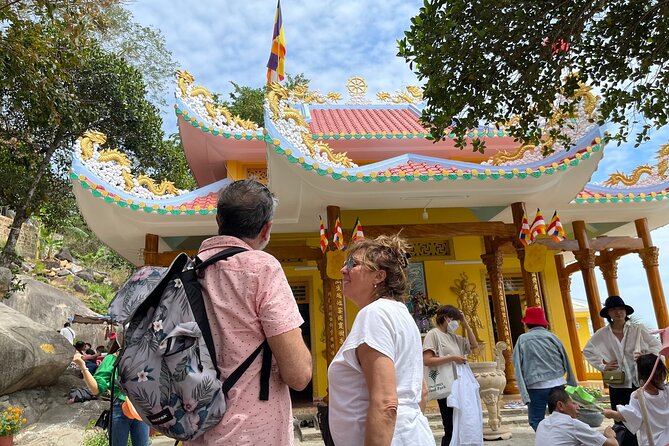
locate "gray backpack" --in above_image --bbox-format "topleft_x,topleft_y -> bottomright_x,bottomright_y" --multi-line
108,248 -> 271,441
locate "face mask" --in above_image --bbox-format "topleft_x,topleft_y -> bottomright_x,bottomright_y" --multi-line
447,320 -> 460,332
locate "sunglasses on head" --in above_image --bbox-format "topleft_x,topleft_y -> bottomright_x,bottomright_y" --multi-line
343,257 -> 361,270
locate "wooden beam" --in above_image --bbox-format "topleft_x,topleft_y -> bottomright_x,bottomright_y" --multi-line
361,221 -> 516,239
148,245 -> 322,267
555,254 -> 587,381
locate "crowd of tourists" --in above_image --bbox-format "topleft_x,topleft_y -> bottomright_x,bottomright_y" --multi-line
66,179 -> 668,446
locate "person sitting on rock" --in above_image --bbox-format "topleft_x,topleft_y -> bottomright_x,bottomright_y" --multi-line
535,386 -> 618,446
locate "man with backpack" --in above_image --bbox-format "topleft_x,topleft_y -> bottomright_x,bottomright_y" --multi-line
188,179 -> 312,445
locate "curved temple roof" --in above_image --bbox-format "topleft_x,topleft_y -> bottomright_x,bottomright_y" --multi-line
70,74 -> 669,264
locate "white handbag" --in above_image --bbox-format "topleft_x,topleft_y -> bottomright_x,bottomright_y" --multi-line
424,343 -> 457,401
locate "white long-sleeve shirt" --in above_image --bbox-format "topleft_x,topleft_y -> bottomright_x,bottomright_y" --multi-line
583,322 -> 661,388
617,388 -> 669,446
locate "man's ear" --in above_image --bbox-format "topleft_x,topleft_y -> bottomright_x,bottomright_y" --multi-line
261,220 -> 273,241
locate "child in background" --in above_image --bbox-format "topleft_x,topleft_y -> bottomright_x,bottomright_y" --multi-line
603,353 -> 669,446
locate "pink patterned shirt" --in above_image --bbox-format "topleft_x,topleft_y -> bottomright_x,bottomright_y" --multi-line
186,236 -> 303,446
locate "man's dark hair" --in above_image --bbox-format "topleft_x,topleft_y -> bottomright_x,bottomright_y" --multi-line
435,304 -> 461,327
216,179 -> 277,239
526,324 -> 543,329
74,340 -> 85,350
547,386 -> 570,414
64,322 -> 71,328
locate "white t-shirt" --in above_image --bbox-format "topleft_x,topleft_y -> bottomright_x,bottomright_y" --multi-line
61,326 -> 75,344
535,411 -> 607,446
328,298 -> 434,446
617,388 -> 669,446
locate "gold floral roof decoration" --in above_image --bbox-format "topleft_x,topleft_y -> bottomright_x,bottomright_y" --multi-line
266,82 -> 356,169
488,81 -> 600,166
175,70 -> 259,132
75,131 -> 185,198
603,143 -> 669,188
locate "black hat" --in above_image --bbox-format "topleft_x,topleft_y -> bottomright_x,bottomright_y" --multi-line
599,295 -> 634,318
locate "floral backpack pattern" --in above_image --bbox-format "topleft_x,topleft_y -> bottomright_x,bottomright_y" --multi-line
108,248 -> 272,441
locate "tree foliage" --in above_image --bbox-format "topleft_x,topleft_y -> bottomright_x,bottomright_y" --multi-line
213,73 -> 312,127
0,3 -> 172,266
91,4 -> 178,107
398,0 -> 669,152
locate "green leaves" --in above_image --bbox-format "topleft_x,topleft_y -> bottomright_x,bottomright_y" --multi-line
399,0 -> 669,151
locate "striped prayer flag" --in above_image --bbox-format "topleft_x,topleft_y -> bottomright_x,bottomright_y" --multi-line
319,215 -> 329,253
333,216 -> 345,251
519,212 -> 531,246
351,217 -> 364,242
266,0 -> 286,85
529,209 -> 547,242
546,211 -> 565,242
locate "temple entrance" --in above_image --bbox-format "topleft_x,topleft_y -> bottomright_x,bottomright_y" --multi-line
487,276 -> 526,347
290,282 -> 313,404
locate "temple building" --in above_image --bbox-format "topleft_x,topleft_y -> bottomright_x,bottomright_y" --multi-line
70,71 -> 669,401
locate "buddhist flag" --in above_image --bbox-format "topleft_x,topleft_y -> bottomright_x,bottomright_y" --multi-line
547,211 -> 566,242
529,209 -> 547,242
351,217 -> 364,242
319,215 -> 329,253
519,212 -> 531,246
333,216 -> 346,251
266,0 -> 286,85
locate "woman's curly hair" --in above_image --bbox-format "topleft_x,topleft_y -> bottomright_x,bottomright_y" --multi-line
347,234 -> 411,302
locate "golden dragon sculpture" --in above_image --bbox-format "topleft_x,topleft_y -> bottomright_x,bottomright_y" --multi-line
490,82 -> 599,165
267,82 -> 355,168
377,86 -> 423,104
176,70 -> 259,131
77,131 -> 183,197
604,143 -> 669,186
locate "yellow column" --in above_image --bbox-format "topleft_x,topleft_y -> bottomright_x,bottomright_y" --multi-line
635,218 -> 669,328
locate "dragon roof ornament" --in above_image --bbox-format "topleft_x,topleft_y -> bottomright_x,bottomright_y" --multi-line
75,131 -> 186,199
266,82 -> 357,169
488,82 -> 600,166
603,143 -> 669,188
176,70 -> 260,133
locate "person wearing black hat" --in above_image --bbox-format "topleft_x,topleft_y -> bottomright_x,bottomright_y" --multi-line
583,295 -> 661,446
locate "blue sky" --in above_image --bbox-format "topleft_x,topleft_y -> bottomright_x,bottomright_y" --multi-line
127,0 -> 669,330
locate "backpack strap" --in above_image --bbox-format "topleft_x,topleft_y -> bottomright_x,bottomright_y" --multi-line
187,247 -> 247,380
194,247 -> 248,271
222,340 -> 272,401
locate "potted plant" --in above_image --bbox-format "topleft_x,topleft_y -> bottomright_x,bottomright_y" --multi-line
574,386 -> 605,428
405,291 -> 439,333
0,406 -> 27,445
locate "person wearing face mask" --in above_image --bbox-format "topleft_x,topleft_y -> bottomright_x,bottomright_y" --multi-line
423,304 -> 478,446
512,306 -> 577,431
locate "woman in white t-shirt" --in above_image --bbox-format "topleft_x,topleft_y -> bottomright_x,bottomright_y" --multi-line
328,234 -> 434,446
423,305 -> 478,446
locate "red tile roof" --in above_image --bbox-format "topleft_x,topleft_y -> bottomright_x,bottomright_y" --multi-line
181,192 -> 218,209
377,161 -> 458,176
309,108 -> 427,135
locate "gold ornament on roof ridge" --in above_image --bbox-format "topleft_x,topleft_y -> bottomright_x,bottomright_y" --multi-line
346,77 -> 367,96
490,81 -> 599,165
77,131 -> 183,197
604,143 -> 669,186
377,85 -> 423,104
267,82 -> 354,168
175,70 -> 258,131
290,84 -> 341,104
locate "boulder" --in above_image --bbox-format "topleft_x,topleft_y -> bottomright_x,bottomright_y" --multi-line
0,266 -> 12,294
3,276 -> 106,347
75,269 -> 95,283
54,247 -> 74,263
0,303 -> 72,395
